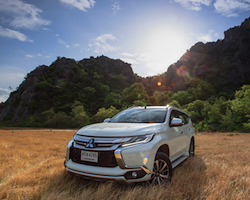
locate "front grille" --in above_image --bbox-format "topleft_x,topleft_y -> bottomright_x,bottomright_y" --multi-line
70,146 -> 118,167
75,141 -> 114,148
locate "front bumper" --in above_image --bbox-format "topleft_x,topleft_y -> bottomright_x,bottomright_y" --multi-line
64,159 -> 151,184
64,137 -> 158,183
64,142 -> 158,183
65,166 -> 130,184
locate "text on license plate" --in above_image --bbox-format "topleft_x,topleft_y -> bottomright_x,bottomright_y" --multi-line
81,151 -> 98,163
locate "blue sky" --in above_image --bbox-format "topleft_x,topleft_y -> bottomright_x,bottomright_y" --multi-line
0,0 -> 250,102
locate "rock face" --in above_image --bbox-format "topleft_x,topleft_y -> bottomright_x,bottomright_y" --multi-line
160,17 -> 250,93
79,56 -> 134,81
0,56 -> 135,121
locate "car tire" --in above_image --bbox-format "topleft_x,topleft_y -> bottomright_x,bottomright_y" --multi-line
189,137 -> 195,157
150,152 -> 172,185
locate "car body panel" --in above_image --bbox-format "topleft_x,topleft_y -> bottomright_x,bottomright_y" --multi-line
76,123 -> 162,137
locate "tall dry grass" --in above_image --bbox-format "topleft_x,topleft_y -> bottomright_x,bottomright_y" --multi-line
0,130 -> 249,199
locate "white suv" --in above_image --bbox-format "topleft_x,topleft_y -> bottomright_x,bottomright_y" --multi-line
64,105 -> 195,185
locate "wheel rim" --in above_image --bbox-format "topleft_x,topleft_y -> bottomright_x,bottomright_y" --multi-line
151,159 -> 170,185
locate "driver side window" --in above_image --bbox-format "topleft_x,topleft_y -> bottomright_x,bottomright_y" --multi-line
169,110 -> 189,126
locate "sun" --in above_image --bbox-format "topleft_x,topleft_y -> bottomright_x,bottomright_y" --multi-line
147,27 -> 189,61
135,25 -> 192,75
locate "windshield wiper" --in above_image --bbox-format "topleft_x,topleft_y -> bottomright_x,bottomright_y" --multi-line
113,120 -> 136,123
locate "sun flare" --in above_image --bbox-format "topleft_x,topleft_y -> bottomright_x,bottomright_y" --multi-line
136,26 -> 192,75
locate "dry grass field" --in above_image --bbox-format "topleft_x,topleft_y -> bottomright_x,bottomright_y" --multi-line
0,129 -> 249,200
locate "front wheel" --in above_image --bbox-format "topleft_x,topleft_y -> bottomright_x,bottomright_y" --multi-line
150,152 -> 172,185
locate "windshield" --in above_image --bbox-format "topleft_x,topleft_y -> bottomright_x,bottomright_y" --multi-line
110,108 -> 167,123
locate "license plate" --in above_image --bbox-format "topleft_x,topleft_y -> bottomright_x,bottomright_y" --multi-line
81,151 -> 98,163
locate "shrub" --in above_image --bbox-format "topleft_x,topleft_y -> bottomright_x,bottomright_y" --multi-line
70,102 -> 89,128
94,106 -> 120,123
46,112 -> 72,128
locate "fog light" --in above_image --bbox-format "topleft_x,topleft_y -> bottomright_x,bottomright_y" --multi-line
132,171 -> 137,178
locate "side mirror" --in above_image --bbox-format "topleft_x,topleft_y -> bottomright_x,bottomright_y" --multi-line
171,118 -> 183,127
103,118 -> 110,123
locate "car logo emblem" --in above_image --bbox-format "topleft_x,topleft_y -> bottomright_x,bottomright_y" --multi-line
86,139 -> 95,148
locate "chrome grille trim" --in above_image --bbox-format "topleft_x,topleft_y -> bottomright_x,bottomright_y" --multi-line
74,135 -> 123,150
74,142 -> 120,151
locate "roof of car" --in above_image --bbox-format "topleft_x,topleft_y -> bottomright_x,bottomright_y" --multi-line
126,106 -> 168,109
126,105 -> 189,115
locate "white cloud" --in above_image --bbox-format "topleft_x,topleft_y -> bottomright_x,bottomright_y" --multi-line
137,52 -> 153,63
25,54 -> 33,58
24,52 -> 52,59
0,88 -> 10,103
0,26 -> 33,42
174,0 -> 250,17
174,0 -> 213,11
60,0 -> 95,11
89,34 -> 117,54
111,0 -> 121,15
120,52 -> 135,57
196,29 -> 219,42
45,54 -> 53,59
43,27 -> 50,31
58,38 -> 70,48
120,52 -> 139,66
0,67 -> 25,99
95,34 -> 117,43
0,0 -> 51,29
214,0 -> 250,17
121,58 -> 138,64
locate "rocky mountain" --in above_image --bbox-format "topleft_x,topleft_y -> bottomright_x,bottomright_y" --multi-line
0,56 -> 136,121
141,17 -> 250,97
1,17 -> 250,123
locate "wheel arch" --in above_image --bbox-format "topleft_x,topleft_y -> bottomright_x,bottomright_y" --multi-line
157,144 -> 170,157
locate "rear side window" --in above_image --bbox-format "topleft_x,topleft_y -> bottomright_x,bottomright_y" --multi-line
169,110 -> 189,125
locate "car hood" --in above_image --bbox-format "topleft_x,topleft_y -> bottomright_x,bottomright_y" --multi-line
76,123 -> 163,137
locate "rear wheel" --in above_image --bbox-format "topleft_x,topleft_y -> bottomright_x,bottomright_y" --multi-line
189,138 -> 195,157
150,152 -> 172,185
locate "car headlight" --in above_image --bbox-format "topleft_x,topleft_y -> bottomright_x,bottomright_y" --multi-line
65,138 -> 74,161
67,138 -> 74,148
122,133 -> 154,147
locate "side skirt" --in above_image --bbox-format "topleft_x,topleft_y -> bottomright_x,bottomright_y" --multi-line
171,156 -> 188,169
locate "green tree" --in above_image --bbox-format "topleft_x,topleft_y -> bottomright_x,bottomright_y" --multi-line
121,83 -> 149,107
93,106 -> 120,123
132,99 -> 148,107
150,91 -> 173,106
70,101 -> 89,127
172,91 -> 195,106
103,92 -> 122,108
27,108 -> 55,127
46,111 -> 72,128
186,100 -> 210,124
232,85 -> 250,130
208,104 -> 222,125
221,108 -> 234,130
168,100 -> 181,109
188,78 -> 215,100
